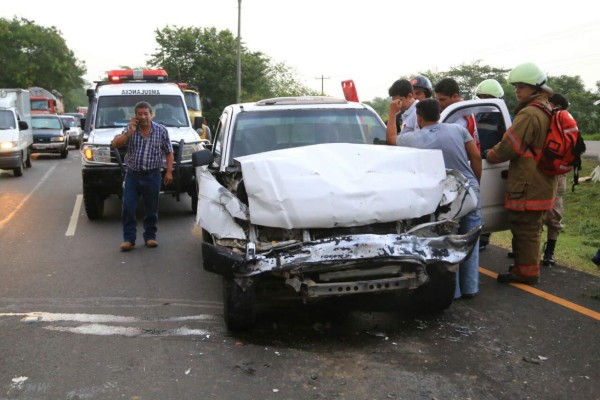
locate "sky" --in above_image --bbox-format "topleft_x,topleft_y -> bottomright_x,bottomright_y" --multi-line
3,0 -> 600,102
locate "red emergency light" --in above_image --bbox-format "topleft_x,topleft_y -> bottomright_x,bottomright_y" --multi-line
107,69 -> 168,83
178,83 -> 188,89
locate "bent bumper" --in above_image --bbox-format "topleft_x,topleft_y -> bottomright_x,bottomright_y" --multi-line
202,227 -> 481,297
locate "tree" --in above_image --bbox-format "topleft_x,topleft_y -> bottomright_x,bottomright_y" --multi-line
148,25 -> 316,128
0,17 -> 86,112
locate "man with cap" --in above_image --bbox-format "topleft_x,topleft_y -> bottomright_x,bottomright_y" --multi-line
410,75 -> 433,101
483,62 -> 556,285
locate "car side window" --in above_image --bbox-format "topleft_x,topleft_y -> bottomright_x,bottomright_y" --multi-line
212,112 -> 228,165
477,110 -> 506,152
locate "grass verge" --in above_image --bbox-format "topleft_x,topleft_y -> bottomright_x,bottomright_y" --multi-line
490,157 -> 600,277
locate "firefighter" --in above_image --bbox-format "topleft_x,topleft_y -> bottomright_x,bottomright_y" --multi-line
483,62 -> 556,285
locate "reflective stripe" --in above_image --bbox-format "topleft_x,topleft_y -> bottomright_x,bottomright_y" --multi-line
517,264 -> 540,277
505,196 -> 555,211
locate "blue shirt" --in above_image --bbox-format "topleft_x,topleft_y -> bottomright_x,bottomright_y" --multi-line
124,121 -> 173,172
396,122 -> 479,190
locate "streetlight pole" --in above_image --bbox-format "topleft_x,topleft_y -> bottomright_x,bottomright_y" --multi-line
236,0 -> 242,103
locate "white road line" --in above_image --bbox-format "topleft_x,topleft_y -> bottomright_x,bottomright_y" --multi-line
0,164 -> 57,230
65,194 -> 83,236
0,312 -> 216,338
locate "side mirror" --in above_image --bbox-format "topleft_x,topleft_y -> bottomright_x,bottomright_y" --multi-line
192,149 -> 214,167
18,120 -> 29,130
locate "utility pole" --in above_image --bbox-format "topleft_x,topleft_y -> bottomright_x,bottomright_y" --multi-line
236,0 -> 242,103
315,74 -> 330,96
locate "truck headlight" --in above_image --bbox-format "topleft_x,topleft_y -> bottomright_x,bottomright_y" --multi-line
50,136 -> 65,142
82,145 -> 112,162
0,141 -> 17,150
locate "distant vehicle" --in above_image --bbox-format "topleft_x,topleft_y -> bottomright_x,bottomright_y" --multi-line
0,88 -> 33,177
60,115 -> 83,149
31,114 -> 69,158
181,84 -> 212,141
29,87 -> 64,115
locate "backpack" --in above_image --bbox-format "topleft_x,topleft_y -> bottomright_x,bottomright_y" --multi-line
530,102 -> 586,190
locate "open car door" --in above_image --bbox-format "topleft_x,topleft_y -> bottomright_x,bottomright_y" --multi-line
441,99 -> 511,234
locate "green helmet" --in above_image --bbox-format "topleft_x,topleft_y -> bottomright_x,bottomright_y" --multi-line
475,79 -> 504,99
508,62 -> 549,89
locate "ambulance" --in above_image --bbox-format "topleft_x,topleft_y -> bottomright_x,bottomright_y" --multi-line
80,69 -> 206,219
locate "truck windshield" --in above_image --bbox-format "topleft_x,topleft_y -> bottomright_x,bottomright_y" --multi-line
31,100 -> 49,111
184,92 -> 201,111
94,95 -> 189,129
229,108 -> 386,160
0,110 -> 16,129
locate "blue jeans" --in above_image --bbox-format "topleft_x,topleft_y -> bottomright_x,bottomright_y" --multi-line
455,194 -> 482,298
122,168 -> 161,244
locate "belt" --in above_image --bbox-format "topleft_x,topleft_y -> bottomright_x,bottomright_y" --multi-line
129,168 -> 159,176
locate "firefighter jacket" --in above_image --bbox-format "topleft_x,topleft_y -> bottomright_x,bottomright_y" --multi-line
487,94 -> 557,211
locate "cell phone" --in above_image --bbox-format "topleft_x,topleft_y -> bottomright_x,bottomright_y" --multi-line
134,118 -> 139,128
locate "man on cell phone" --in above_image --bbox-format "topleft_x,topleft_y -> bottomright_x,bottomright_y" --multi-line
111,101 -> 174,252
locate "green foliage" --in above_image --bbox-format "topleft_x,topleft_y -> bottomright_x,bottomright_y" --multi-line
364,97 -> 390,121
148,25 -> 316,128
0,17 -> 86,112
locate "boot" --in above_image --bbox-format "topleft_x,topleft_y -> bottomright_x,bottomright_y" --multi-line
542,240 -> 556,267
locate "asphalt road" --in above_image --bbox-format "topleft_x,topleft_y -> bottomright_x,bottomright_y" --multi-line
0,148 -> 598,400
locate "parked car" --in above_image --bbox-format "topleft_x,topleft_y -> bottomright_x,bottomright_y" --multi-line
60,115 -> 83,149
31,114 -> 69,158
64,112 -> 87,141
192,96 -> 511,330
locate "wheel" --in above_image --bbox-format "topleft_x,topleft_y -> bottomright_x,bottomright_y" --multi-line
83,184 -> 105,219
13,153 -> 23,177
60,144 -> 68,159
191,181 -> 198,214
25,147 -> 32,168
222,277 -> 256,331
412,263 -> 456,313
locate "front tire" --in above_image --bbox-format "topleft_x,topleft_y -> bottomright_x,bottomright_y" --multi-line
13,153 -> 23,177
412,263 -> 456,313
223,277 -> 256,331
191,181 -> 198,214
25,147 -> 32,168
83,184 -> 105,219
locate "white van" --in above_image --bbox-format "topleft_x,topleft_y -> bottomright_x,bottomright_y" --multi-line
0,89 -> 33,177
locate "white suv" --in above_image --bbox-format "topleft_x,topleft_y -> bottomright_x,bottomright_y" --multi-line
192,96 -> 510,330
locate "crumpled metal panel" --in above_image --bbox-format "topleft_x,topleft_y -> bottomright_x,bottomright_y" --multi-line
196,169 -> 247,239
236,143 -> 448,229
237,226 -> 480,276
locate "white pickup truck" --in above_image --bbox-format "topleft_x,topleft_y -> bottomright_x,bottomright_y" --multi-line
192,96 -> 511,330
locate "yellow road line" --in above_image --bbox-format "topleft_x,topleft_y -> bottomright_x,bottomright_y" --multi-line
479,267 -> 600,321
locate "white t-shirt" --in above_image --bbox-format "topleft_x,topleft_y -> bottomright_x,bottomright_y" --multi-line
399,100 -> 419,135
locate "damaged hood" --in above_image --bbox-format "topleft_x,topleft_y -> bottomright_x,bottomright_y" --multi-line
236,143 -> 448,229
